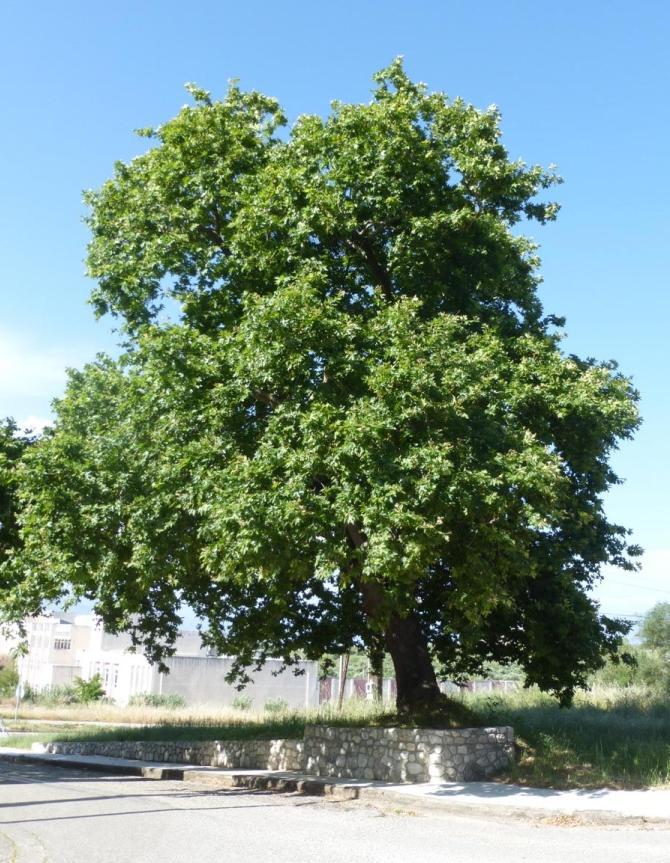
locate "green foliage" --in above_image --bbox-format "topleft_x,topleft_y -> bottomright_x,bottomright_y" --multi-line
0,656 -> 18,697
0,419 -> 37,631
231,694 -> 253,711
263,698 -> 289,714
469,687 -> 670,789
0,419 -> 33,564
639,603 -> 670,652
480,660 -> 525,682
128,692 -> 187,709
23,683 -> 80,706
72,674 -> 105,703
2,61 -> 640,707
590,643 -> 670,691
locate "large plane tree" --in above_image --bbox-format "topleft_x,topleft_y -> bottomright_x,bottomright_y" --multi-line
3,61 -> 640,711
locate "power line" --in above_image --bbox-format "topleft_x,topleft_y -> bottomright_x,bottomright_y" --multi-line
601,579 -> 670,596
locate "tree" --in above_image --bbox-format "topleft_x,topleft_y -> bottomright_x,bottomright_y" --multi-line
2,61 -> 640,712
73,673 -> 105,703
639,603 -> 670,653
0,418 -> 32,566
0,419 -> 37,631
0,655 -> 19,697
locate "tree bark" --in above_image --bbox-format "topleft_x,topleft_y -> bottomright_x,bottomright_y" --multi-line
384,610 -> 442,712
368,637 -> 384,701
358,578 -> 441,712
346,522 -> 442,712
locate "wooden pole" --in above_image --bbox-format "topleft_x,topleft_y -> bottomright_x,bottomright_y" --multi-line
337,653 -> 350,710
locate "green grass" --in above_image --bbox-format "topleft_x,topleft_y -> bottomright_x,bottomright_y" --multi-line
466,686 -> 670,789
2,722 -> 101,734
1,734 -> 56,749
4,686 -> 670,789
0,698 -> 469,749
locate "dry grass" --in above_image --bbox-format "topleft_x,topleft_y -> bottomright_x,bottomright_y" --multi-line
0,700 -> 249,726
0,697 -> 391,739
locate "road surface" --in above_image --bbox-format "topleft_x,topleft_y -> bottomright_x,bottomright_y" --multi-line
0,762 -> 667,863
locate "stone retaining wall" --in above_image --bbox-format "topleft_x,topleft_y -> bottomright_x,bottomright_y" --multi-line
303,725 -> 514,783
45,724 -> 514,783
45,738 -> 303,771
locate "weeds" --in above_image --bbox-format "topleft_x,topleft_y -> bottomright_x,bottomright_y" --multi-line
466,686 -> 670,789
128,693 -> 186,709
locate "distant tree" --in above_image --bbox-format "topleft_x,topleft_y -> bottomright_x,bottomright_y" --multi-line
73,673 -> 105,703
0,655 -> 19,697
639,603 -> 670,652
3,61 -> 640,712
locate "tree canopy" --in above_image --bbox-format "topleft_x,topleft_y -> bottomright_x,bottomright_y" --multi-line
0,418 -> 32,566
1,61 -> 640,710
0,418 -> 35,630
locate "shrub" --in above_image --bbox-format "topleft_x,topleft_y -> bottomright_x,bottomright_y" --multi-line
73,674 -> 105,703
640,603 -> 670,653
590,645 -> 670,692
0,657 -> 18,697
232,694 -> 253,711
23,683 -> 79,705
18,674 -> 106,706
127,692 -> 186,708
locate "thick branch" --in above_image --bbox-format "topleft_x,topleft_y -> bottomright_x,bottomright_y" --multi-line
203,205 -> 231,251
252,389 -> 280,408
203,225 -> 227,247
346,231 -> 394,302
345,522 -> 367,550
344,520 -> 441,710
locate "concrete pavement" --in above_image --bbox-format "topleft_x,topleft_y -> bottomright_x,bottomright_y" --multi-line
3,761 -> 670,863
1,746 -> 669,827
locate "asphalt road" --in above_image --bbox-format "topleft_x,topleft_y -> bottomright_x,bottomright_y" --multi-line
0,762 -> 668,863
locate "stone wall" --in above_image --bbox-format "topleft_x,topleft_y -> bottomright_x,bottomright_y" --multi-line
303,725 -> 514,783
44,724 -> 514,783
45,738 -> 303,771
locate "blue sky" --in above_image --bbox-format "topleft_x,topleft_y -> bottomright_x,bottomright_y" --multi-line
1,0 -> 668,622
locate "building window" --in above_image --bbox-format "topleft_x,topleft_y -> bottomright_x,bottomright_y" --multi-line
53,639 -> 71,650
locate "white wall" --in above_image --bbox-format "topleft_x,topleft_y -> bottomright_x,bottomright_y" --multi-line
16,613 -> 320,709
158,656 -> 319,709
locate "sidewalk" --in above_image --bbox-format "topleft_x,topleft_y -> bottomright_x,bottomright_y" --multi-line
1,746 -> 669,826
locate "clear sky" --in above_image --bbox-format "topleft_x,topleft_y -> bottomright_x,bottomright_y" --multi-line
1,0 -> 668,623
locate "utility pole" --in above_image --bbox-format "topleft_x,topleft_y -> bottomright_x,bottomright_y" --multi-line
337,653 -> 350,710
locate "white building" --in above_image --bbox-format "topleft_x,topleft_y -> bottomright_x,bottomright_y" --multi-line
17,613 -> 319,709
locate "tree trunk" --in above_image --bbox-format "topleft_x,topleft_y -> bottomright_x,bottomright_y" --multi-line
368,637 -> 384,701
384,611 -> 442,712
359,576 -> 441,712
347,523 -> 441,712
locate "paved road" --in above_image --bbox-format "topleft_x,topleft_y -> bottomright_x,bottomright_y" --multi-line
0,763 -> 668,863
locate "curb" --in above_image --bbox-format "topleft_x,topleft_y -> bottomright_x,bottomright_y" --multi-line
1,750 -> 669,828
183,769 -> 364,800
0,750 -> 186,780
350,786 -> 670,828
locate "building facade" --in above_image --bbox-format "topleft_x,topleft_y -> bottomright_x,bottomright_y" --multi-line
17,613 -> 319,709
